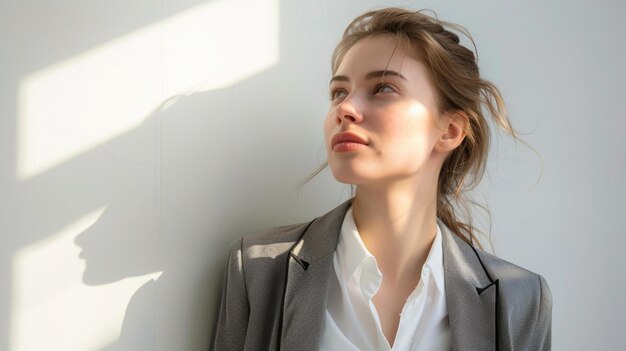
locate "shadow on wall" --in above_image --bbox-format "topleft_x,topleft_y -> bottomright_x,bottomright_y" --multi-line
1,0 -> 344,350
72,77 -> 297,350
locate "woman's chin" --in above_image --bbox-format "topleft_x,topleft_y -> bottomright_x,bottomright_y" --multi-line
330,168 -> 370,185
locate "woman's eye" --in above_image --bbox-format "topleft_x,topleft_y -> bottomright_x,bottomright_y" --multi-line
330,84 -> 395,101
374,84 -> 395,94
330,89 -> 347,100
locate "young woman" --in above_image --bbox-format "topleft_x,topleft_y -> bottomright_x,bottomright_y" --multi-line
212,7 -> 552,351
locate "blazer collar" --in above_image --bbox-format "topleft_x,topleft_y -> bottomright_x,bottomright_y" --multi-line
440,215 -> 499,351
279,198 -> 498,351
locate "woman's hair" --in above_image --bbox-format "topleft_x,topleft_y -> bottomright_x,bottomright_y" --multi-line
299,7 -> 537,252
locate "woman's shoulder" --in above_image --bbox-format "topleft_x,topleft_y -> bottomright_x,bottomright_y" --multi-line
443,223 -> 551,295
226,220 -> 313,259
224,198 -> 352,265
475,246 -> 552,309
478,247 -> 549,286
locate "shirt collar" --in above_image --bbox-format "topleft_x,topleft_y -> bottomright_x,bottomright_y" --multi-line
425,219 -> 445,295
336,205 -> 445,295
336,205 -> 375,289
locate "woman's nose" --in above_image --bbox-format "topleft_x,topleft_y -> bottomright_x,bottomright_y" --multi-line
336,96 -> 363,124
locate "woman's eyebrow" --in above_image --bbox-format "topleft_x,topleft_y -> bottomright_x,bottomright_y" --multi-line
329,70 -> 407,85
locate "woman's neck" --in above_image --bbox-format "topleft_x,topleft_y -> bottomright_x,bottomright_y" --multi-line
351,179 -> 438,285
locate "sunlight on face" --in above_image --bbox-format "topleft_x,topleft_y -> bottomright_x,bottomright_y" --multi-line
324,33 -> 446,186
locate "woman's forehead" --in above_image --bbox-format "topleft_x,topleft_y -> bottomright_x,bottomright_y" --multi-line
335,34 -> 427,82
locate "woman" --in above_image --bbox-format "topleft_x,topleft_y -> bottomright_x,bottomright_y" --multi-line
212,7 -> 552,351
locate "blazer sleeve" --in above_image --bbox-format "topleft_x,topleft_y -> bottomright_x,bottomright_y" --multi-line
212,236 -> 250,351
532,274 -> 553,350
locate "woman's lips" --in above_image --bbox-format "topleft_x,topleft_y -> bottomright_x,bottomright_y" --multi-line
331,132 -> 369,152
333,142 -> 367,152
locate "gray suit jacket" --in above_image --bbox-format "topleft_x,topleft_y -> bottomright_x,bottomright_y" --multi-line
212,198 -> 552,351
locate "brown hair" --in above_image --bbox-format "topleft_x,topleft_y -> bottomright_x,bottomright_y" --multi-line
299,7 -> 538,252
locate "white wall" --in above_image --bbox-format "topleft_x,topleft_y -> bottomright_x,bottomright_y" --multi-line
0,0 -> 623,350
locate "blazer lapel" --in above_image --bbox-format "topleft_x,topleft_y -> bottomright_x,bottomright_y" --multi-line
279,198 -> 353,350
439,218 -> 498,351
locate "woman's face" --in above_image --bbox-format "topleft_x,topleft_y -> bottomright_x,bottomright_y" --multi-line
324,33 -> 450,186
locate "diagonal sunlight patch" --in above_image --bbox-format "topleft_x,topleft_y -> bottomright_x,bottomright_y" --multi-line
11,206 -> 163,351
17,0 -> 278,180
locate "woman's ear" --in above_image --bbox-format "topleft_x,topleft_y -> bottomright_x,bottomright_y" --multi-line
436,110 -> 468,153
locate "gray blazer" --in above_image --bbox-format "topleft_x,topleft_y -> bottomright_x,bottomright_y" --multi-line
211,198 -> 552,351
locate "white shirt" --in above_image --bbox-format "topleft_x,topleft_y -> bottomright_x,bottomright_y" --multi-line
319,205 -> 451,350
